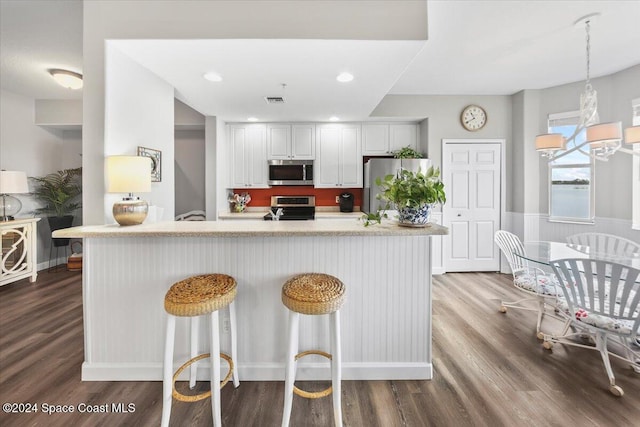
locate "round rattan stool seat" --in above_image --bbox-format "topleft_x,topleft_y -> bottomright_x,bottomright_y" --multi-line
282,273 -> 345,315
164,274 -> 237,317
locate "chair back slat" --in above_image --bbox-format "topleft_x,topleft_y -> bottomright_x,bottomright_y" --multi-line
566,233 -> 640,257
551,258 -> 640,330
494,230 -> 527,272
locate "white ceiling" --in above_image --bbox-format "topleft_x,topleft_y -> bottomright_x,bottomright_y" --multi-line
2,1 -> 640,122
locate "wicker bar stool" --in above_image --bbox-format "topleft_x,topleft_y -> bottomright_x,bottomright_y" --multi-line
281,273 -> 346,427
161,274 -> 240,427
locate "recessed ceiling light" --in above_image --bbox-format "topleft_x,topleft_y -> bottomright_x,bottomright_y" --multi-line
203,72 -> 223,82
247,117 -> 258,122
336,72 -> 354,83
48,69 -> 83,90
329,116 -> 340,122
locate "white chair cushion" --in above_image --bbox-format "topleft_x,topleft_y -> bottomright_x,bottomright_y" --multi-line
557,288 -> 639,336
513,270 -> 560,296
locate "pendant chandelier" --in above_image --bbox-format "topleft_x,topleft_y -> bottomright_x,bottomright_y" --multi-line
535,13 -> 639,161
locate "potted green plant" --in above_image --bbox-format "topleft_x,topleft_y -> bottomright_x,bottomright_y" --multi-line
392,146 -> 423,159
30,168 -> 82,246
361,166 -> 446,227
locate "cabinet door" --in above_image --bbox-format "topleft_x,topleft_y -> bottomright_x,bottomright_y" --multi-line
291,124 -> 315,159
362,124 -> 390,155
315,125 -> 341,187
389,124 -> 418,152
339,125 -> 362,187
246,124 -> 268,187
267,124 -> 291,159
229,125 -> 248,187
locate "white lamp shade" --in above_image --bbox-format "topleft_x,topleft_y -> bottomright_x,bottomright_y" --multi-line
0,171 -> 29,194
535,134 -> 565,151
586,122 -> 622,145
106,156 -> 151,193
624,126 -> 640,144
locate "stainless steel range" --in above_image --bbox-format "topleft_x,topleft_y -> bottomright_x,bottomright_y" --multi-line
263,196 -> 315,221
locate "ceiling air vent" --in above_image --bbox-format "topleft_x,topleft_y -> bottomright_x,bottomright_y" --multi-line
264,96 -> 285,104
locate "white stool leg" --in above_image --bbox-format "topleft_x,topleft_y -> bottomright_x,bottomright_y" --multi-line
282,311 -> 300,427
210,311 -> 222,427
229,301 -> 240,388
190,315 -> 200,389
330,310 -> 342,427
161,314 -> 176,427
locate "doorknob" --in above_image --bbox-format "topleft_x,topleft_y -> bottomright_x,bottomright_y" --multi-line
457,213 -> 462,217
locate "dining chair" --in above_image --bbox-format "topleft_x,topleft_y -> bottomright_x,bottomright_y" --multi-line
544,258 -> 640,396
565,232 -> 640,257
494,231 -> 561,339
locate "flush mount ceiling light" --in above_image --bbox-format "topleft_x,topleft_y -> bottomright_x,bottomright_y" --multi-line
535,14 -> 638,161
48,69 -> 83,90
336,72 -> 354,83
247,117 -> 258,122
329,116 -> 340,122
203,72 -> 223,82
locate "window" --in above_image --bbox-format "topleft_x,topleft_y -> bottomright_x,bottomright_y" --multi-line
548,111 -> 595,223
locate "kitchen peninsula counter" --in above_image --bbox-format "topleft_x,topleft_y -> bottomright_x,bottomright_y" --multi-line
55,220 -> 447,382
54,219 -> 447,238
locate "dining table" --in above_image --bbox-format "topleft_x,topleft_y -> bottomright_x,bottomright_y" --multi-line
514,241 -> 640,271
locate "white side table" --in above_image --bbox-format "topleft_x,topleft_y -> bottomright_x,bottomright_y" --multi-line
1,218 -> 40,286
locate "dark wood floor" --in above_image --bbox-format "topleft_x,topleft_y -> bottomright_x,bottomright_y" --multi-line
1,269 -> 638,426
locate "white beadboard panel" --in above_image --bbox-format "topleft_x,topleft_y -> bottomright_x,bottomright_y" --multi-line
431,212 -> 445,275
522,214 -> 640,243
82,235 -> 434,381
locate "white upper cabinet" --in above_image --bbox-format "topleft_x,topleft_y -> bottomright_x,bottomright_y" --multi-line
315,124 -> 362,188
389,124 -> 418,152
267,123 -> 315,160
229,124 -> 269,188
362,124 -> 390,155
362,123 -> 418,155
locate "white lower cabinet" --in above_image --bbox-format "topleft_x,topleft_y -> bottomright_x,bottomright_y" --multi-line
315,124 -> 362,188
1,218 -> 39,286
229,124 -> 269,188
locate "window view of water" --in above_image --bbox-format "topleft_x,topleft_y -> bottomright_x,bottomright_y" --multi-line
550,184 -> 590,219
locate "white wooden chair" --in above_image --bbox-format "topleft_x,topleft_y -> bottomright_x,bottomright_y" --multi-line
566,233 -> 640,258
494,231 -> 561,339
544,258 -> 640,396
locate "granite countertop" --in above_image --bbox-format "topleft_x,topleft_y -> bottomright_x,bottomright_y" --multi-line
218,210 -> 364,220
53,219 -> 448,238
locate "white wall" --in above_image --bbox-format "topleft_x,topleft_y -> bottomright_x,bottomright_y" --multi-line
83,0 -> 428,225
175,129 -> 205,215
371,94 -> 513,171
104,44 -> 174,223
0,89 -> 82,265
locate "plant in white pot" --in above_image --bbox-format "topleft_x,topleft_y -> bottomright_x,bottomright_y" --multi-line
362,166 -> 446,227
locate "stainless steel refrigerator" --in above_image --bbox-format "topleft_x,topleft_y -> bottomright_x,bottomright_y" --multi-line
363,158 -> 431,213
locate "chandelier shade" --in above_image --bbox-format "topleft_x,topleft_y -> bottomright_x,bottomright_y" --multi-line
535,14 -> 638,161
535,134 -> 566,151
625,126 -> 640,144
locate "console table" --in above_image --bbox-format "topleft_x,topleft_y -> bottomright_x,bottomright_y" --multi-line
1,218 -> 40,286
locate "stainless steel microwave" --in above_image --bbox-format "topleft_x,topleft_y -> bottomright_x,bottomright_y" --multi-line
268,160 -> 314,186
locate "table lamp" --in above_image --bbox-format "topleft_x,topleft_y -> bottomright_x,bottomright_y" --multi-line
106,156 -> 151,226
0,170 -> 29,221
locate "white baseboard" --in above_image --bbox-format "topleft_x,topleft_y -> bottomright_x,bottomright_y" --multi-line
36,256 -> 69,272
81,362 -> 433,381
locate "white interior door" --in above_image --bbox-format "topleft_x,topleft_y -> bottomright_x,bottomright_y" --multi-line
443,141 -> 502,272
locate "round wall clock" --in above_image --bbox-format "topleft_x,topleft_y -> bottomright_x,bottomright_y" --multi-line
460,105 -> 487,131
